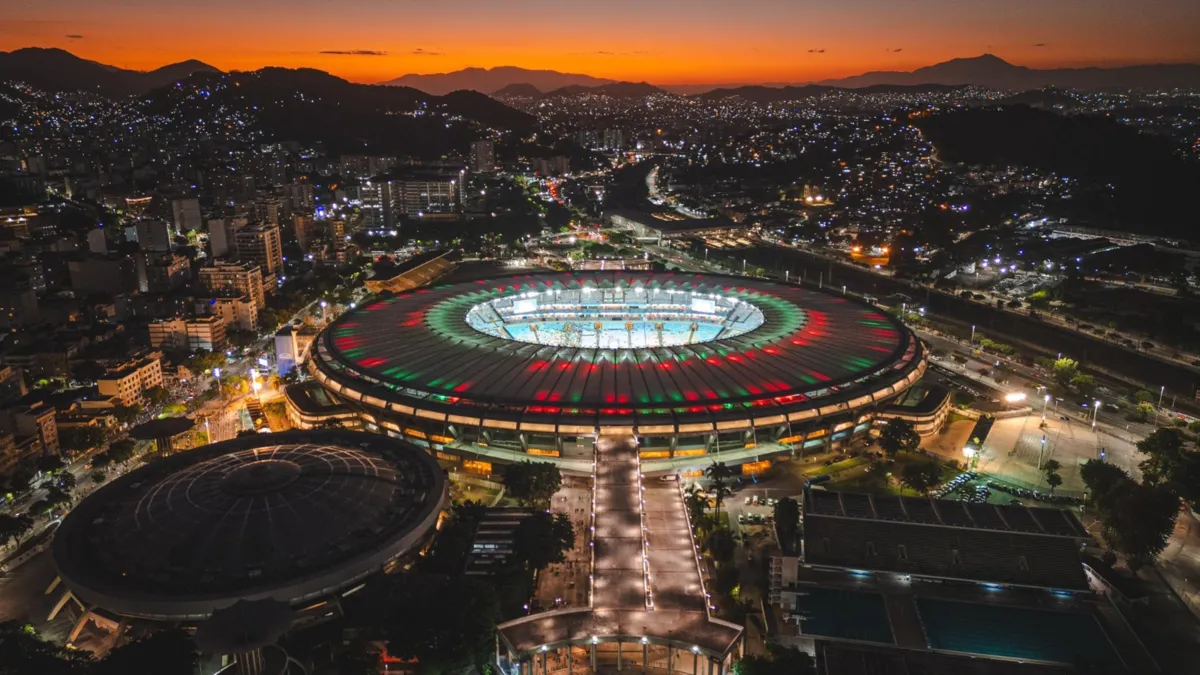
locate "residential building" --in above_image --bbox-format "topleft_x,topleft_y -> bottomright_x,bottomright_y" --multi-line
383,169 -> 464,219
0,432 -> 23,475
139,253 -> 191,293
68,255 -> 139,296
171,198 -> 202,231
198,261 -> 266,307
470,140 -> 496,173
135,219 -> 175,252
10,402 -> 59,456
293,214 -> 317,250
185,315 -> 227,352
234,223 -> 283,276
255,196 -> 285,226
196,296 -> 258,332
0,365 -> 26,404
97,352 -> 165,406
532,156 -> 570,176
0,286 -> 39,328
340,155 -> 397,179
286,182 -> 315,211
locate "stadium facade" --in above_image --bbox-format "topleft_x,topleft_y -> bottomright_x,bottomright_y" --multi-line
297,271 -> 930,476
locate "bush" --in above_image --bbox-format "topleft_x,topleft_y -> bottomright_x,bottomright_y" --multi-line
91,471 -> 107,484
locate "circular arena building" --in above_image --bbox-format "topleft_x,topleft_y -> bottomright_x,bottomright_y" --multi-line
52,430 -> 446,621
303,271 -> 928,476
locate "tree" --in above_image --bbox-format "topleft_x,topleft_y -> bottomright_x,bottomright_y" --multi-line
1135,390 -> 1155,404
502,461 -> 562,508
58,426 -> 106,455
1081,459 -> 1133,510
90,471 -> 107,485
705,462 -> 735,522
1081,459 -> 1179,569
0,514 -> 34,547
111,404 -> 142,425
1134,402 -> 1155,422
1137,428 -> 1200,510
1042,459 -> 1063,493
0,621 -> 90,675
1052,358 -> 1079,388
108,439 -> 137,464
684,484 -> 708,527
55,471 -> 77,493
773,497 -> 800,548
143,386 -> 171,407
705,529 -> 736,565
1102,481 -> 1179,570
732,644 -> 815,675
1070,372 -> 1096,396
512,511 -> 574,572
91,629 -> 197,675
365,575 -> 501,675
711,564 -> 740,597
184,349 -> 225,375
900,460 -> 942,495
879,418 -> 921,458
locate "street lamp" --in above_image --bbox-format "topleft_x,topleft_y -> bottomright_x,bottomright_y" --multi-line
1155,385 -> 1166,428
970,325 -> 976,344
1042,394 -> 1051,422
1092,400 -> 1102,430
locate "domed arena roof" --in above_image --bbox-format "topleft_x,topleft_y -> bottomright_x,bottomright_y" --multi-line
52,430 -> 446,620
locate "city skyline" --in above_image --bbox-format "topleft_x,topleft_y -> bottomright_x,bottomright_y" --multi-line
3,0 -> 1200,84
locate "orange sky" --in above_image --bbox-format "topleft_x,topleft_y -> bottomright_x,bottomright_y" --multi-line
3,0 -> 1198,84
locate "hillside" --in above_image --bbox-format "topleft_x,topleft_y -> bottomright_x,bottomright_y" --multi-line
0,47 -> 218,95
915,105 -> 1200,237
144,68 -> 535,157
384,66 -> 611,95
822,54 -> 1200,91
696,83 -> 964,102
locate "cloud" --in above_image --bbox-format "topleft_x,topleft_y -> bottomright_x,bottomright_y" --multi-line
65,34 -> 84,39
412,48 -> 444,56
807,49 -> 826,54
319,50 -> 388,56
1033,43 -> 1047,47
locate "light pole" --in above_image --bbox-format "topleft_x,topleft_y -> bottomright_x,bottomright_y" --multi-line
1155,385 -> 1165,427
1042,394 -> 1051,423
1091,400 -> 1101,430
970,324 -> 976,344
319,300 -> 328,323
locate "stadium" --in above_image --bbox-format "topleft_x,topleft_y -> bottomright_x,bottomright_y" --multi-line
303,271 -> 929,475
51,430 -> 447,622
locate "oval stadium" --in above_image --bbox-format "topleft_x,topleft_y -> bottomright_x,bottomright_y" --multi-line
302,271 -> 929,475
51,430 -> 447,621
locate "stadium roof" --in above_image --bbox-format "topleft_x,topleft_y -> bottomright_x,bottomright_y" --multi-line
53,431 -> 446,620
314,271 -> 922,425
803,489 -> 1089,590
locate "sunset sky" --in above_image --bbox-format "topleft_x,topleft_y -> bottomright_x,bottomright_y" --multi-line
3,0 -> 1199,84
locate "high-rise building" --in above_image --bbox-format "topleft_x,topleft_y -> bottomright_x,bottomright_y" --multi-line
139,253 -> 191,294
255,196 -> 285,226
293,214 -> 317,250
11,402 -> 59,457
532,156 -> 570,176
198,261 -> 266,307
135,220 -> 175,252
383,170 -> 464,219
234,223 -> 283,276
470,140 -> 496,173
340,155 -> 397,180
171,198 -> 202,231
330,219 -> 350,263
97,353 -> 165,406
286,183 -> 315,211
603,128 -> 626,150
0,366 -> 27,405
195,296 -> 258,332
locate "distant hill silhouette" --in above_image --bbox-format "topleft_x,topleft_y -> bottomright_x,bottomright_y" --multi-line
0,47 -> 219,95
491,83 -> 544,98
145,68 -> 534,157
542,81 -> 669,99
384,66 -> 612,95
821,54 -> 1200,91
696,83 -> 964,102
915,105 -> 1200,237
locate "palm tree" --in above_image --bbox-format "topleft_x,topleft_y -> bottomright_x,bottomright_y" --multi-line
705,462 -> 736,526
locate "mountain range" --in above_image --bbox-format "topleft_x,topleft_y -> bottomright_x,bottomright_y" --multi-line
3,49 -> 1199,99
817,54 -> 1200,90
0,47 -> 218,95
383,66 -> 612,95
